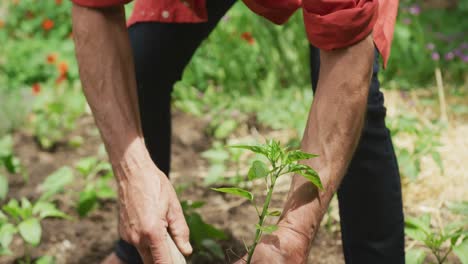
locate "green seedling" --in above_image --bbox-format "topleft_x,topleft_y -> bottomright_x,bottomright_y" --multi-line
0,197 -> 67,263
0,135 -> 27,199
212,140 -> 322,263
387,114 -> 443,180
74,157 -> 116,217
405,213 -> 468,264
38,166 -> 75,201
181,199 -> 227,262
202,141 -> 245,186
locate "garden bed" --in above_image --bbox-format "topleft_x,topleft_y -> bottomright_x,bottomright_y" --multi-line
2,111 -> 344,264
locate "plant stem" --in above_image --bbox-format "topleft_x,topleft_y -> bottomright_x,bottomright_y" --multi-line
246,168 -> 280,263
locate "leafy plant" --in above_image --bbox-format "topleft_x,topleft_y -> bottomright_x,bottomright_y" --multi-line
0,135 -> 27,200
74,157 -> 116,217
387,114 -> 443,180
181,199 -> 227,262
0,197 -> 67,262
201,141 -> 247,186
30,83 -> 86,150
212,140 -> 322,263
405,213 -> 468,264
38,166 -> 75,201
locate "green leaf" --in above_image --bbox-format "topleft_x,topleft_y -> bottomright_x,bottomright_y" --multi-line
0,136 -> 13,158
75,157 -> 99,176
405,248 -> 426,264
4,156 -> 21,174
266,140 -> 282,163
39,167 -> 74,201
211,187 -> 253,201
291,164 -> 322,189
32,202 -> 68,219
77,190 -> 98,217
214,120 -> 238,139
0,223 -> 16,250
188,201 -> 205,209
201,239 -> 224,260
405,215 -> 431,242
18,218 -> 41,246
248,160 -> 269,181
204,164 -> 226,186
96,185 -> 117,199
255,224 -> 278,234
94,162 -> 112,174
447,201 -> 468,216
0,247 -> 12,256
454,238 -> 468,264
201,148 -> 230,163
0,174 -> 8,200
286,150 -> 318,163
186,212 -> 226,249
431,152 -> 444,174
2,199 -> 22,220
268,210 -> 281,216
35,255 -> 56,264
229,145 -> 268,157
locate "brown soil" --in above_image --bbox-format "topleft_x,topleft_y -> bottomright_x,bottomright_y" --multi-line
1,111 -> 344,264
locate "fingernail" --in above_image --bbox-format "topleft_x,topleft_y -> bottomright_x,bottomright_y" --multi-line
185,242 -> 193,252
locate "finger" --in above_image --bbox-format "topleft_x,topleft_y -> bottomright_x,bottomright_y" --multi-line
148,230 -> 173,264
167,198 -> 192,256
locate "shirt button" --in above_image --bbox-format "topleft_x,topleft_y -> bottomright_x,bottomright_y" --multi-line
162,10 -> 170,19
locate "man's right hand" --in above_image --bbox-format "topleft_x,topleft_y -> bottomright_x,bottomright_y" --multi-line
71,4 -> 191,263
114,156 -> 192,263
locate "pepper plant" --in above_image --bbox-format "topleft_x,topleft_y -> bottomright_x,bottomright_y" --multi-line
212,140 -> 322,263
74,157 -> 116,217
0,197 -> 68,263
405,213 -> 468,264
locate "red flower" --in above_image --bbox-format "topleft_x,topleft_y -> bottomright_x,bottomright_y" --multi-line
46,54 -> 57,64
32,83 -> 41,95
241,32 -> 255,45
0,20 -> 4,29
55,0 -> 62,4
42,19 -> 54,31
58,61 -> 68,75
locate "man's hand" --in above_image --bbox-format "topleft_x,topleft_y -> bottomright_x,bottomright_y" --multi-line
115,156 -> 192,263
71,4 -> 191,263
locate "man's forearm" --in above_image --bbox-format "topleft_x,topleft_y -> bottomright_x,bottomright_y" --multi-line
72,4 -> 146,168
280,35 -> 375,244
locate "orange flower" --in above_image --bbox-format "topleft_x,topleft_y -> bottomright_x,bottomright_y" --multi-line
58,61 -> 68,75
32,83 -> 41,95
55,0 -> 62,4
46,54 -> 57,64
0,20 -> 4,29
42,19 -> 54,31
55,75 -> 66,85
241,32 -> 255,45
12,0 -> 20,5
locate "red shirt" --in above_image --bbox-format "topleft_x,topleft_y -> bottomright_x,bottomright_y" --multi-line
72,0 -> 399,67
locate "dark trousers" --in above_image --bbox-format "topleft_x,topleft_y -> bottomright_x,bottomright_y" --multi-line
115,0 -> 405,263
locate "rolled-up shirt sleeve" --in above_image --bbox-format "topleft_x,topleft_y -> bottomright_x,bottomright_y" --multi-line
242,0 -> 301,24
303,0 -> 379,50
71,0 -> 132,8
